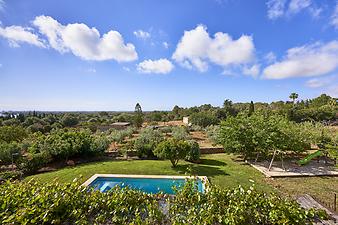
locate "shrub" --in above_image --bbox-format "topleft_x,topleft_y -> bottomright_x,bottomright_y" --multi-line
190,111 -> 219,128
171,126 -> 190,141
154,138 -> 190,167
0,170 -> 23,181
185,140 -> 200,162
0,142 -> 21,164
134,128 -> 164,158
0,126 -> 27,143
0,180 -> 326,224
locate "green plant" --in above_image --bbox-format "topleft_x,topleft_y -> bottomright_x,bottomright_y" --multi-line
154,138 -> 190,167
134,128 -> 164,158
185,140 -> 200,162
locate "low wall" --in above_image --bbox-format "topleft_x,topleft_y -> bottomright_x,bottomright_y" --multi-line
200,147 -> 224,154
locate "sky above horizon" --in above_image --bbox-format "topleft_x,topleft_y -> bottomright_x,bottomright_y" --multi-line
0,0 -> 338,111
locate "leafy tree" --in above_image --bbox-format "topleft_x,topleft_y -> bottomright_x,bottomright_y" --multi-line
134,128 -> 163,158
171,126 -> 190,141
289,92 -> 299,104
185,140 -> 200,162
248,101 -> 254,116
190,111 -> 219,127
0,142 -> 21,164
0,126 -> 27,143
133,103 -> 144,128
154,138 -> 190,167
61,114 -> 79,127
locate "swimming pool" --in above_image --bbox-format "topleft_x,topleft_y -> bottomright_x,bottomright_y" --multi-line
83,174 -> 208,195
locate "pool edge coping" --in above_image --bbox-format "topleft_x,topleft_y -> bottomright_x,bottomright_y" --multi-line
82,174 -> 209,192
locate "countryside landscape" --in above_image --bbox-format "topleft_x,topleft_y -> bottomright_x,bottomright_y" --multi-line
1,0 -> 338,224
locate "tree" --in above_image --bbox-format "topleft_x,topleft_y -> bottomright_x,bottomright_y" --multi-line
133,103 -> 144,128
190,111 -> 218,127
289,93 -> 299,104
134,128 -> 163,158
154,139 -> 190,167
248,101 -> 254,116
61,114 -> 79,127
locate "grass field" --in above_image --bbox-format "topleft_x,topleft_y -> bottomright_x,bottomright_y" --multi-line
25,153 -> 272,192
26,153 -> 338,207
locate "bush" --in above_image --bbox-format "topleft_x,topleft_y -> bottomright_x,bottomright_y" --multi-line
17,152 -> 51,174
134,128 -> 164,158
0,126 -> 27,143
154,138 -> 190,167
206,125 -> 221,146
0,180 -> 326,224
0,170 -> 23,181
0,142 -> 21,164
171,126 -> 190,141
185,140 -> 200,162
190,111 -> 219,128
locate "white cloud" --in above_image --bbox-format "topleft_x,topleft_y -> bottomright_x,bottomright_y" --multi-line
305,76 -> 336,88
33,15 -> 137,62
242,64 -> 260,77
137,58 -> 174,74
264,51 -> 277,63
288,0 -> 311,14
267,0 -> 286,19
123,66 -> 130,72
133,30 -> 150,40
86,68 -> 96,73
267,0 -> 321,20
163,41 -> 169,49
0,25 -> 46,48
331,2 -> 338,29
172,25 -> 255,72
263,41 -> 338,79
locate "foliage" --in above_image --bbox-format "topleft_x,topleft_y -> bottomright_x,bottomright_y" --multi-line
219,114 -> 313,158
0,179 -> 326,224
133,103 -> 144,128
0,170 -> 23,181
134,128 -> 164,158
0,179 -> 164,224
206,125 -> 221,146
61,114 -> 79,127
169,181 -> 326,225
154,138 -> 190,167
0,142 -> 21,164
171,126 -> 190,141
185,140 -> 200,162
0,126 -> 27,143
190,111 -> 219,128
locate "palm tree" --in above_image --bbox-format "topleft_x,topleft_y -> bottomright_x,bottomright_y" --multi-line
289,93 -> 298,104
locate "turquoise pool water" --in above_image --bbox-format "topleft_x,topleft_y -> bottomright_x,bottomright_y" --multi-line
88,177 -> 204,194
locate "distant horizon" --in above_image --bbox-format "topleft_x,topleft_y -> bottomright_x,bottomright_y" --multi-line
1,0 -> 337,111
1,92 -> 335,112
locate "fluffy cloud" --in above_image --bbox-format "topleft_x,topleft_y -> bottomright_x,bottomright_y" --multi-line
263,41 -> 338,79
242,64 -> 260,77
133,30 -> 150,39
137,58 -> 174,74
172,25 -> 255,72
0,25 -> 45,48
331,2 -> 338,29
33,15 -> 137,62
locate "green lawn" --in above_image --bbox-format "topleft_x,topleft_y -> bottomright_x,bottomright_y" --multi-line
25,153 -> 273,192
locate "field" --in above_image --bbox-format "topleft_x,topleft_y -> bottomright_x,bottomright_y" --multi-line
26,153 -> 272,192
26,152 -> 338,207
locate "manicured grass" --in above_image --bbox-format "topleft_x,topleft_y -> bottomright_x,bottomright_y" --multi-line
25,153 -> 273,192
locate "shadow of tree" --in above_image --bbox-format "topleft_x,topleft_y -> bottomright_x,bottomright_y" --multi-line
173,164 -> 229,177
199,159 -> 227,167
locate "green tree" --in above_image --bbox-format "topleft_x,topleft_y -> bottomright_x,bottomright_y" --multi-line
61,114 -> 79,127
289,93 -> 299,104
154,138 -> 190,167
248,101 -> 254,116
133,103 -> 144,128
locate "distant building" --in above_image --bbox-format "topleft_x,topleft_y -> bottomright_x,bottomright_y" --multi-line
183,116 -> 189,125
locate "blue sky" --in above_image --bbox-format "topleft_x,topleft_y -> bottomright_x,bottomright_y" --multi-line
0,0 -> 338,111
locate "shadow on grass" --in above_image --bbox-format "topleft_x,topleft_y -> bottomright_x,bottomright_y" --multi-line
173,164 -> 229,177
199,159 -> 227,167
